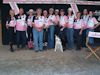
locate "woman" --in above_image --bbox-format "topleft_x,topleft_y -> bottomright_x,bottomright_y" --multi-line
86,11 -> 99,45
33,8 -> 44,52
74,12 -> 84,50
16,8 -> 27,49
81,9 -> 89,47
66,8 -> 75,50
6,9 -> 16,52
26,9 -> 35,49
48,8 -> 56,49
54,9 -> 60,36
59,9 -> 67,49
43,10 -> 50,49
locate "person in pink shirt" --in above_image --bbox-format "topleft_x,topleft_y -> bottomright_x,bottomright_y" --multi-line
6,9 -> 16,52
33,8 -> 45,52
26,9 -> 35,49
48,8 -> 56,49
15,8 -> 27,49
74,12 -> 84,50
86,11 -> 99,45
66,8 -> 75,50
54,9 -> 60,36
43,10 -> 50,49
81,9 -> 89,47
59,9 -> 67,49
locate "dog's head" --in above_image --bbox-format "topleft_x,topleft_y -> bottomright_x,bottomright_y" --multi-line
55,35 -> 60,41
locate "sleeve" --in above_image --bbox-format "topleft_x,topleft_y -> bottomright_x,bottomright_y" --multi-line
93,17 -> 98,25
32,16 -> 36,22
81,19 -> 85,28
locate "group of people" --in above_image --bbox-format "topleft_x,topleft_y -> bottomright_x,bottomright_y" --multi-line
6,7 -> 99,52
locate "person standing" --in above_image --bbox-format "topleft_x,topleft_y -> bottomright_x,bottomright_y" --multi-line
66,8 -> 75,50
15,8 -> 27,49
48,8 -> 56,49
6,9 -> 16,52
59,9 -> 67,49
81,9 -> 89,47
86,11 -> 99,45
43,10 -> 50,49
33,8 -> 45,52
54,9 -> 60,36
74,12 -> 84,50
26,9 -> 35,49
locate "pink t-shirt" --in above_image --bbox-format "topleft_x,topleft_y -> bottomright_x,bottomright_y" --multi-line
59,15 -> 67,27
48,15 -> 56,25
67,15 -> 75,28
87,17 -> 98,28
74,19 -> 84,29
6,17 -> 16,27
27,16 -> 34,27
34,16 -> 44,28
82,15 -> 89,29
43,16 -> 50,28
55,15 -> 60,25
16,15 -> 27,31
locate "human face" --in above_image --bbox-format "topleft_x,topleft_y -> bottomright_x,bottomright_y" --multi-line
83,9 -> 88,15
29,12 -> 33,16
36,8 -> 42,16
76,12 -> 81,19
68,11 -> 72,16
89,11 -> 93,17
49,8 -> 54,15
19,8 -> 24,15
9,10 -> 15,17
43,10 -> 48,17
60,11 -> 64,16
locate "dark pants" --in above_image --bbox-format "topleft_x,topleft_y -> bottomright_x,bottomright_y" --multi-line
27,26 -> 33,41
59,28 -> 67,48
16,30 -> 27,48
74,29 -> 82,49
43,29 -> 48,43
8,27 -> 15,43
55,25 -> 60,36
81,29 -> 87,47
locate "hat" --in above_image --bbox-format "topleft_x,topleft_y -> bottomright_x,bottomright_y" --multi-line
49,8 -> 54,11
55,9 -> 59,12
27,9 -> 34,14
68,8 -> 73,11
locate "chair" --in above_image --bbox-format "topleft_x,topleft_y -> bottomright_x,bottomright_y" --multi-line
85,31 -> 100,60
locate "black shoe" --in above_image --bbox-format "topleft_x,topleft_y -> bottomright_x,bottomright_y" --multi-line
76,47 -> 81,51
10,48 -> 14,52
35,50 -> 40,52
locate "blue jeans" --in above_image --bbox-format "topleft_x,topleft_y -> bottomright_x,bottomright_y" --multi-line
33,28 -> 44,51
86,29 -> 94,44
16,30 -> 27,47
48,25 -> 55,48
66,28 -> 74,49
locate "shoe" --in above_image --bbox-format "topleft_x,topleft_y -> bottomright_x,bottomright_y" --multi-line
10,48 -> 14,52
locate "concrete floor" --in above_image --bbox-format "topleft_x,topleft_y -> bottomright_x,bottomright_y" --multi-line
0,45 -> 100,75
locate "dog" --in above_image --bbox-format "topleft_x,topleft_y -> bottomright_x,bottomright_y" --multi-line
55,35 -> 63,52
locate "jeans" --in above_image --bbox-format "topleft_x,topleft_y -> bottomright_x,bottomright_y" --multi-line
66,28 -> 74,49
33,28 -> 44,51
74,29 -> 82,49
16,30 -> 27,47
86,29 -> 94,44
81,29 -> 87,47
48,25 -> 55,49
